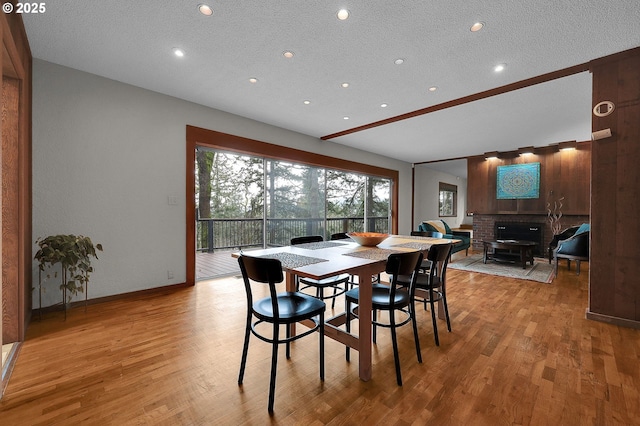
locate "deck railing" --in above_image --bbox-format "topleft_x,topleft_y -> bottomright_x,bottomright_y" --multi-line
196,217 -> 389,252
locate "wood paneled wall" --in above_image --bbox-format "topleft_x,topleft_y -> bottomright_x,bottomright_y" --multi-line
466,144 -> 591,216
588,48 -> 640,326
2,78 -> 20,342
1,11 -> 32,343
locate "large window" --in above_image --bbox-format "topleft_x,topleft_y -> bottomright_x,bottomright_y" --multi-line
439,182 -> 457,217
186,126 -> 399,284
195,148 -> 392,250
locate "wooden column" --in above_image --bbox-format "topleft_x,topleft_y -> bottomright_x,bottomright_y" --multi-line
1,11 -> 32,345
587,47 -> 640,327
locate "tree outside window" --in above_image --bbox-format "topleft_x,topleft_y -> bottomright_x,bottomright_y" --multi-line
439,182 -> 457,217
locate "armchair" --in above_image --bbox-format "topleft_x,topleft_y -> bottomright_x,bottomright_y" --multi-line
548,226 -> 580,263
553,229 -> 590,275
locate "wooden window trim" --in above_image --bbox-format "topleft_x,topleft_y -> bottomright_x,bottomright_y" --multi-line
185,125 -> 399,285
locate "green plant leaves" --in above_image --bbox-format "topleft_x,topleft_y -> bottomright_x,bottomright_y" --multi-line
35,234 -> 103,301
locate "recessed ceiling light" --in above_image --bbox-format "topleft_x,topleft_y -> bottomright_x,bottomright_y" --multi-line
343,116 -> 350,120
341,82 -> 349,88
494,63 -> 506,72
283,51 -> 295,59
394,58 -> 404,65
303,100 -> 311,105
173,48 -> 185,57
470,22 -> 484,32
337,9 -> 350,20
249,78 -> 258,83
428,86 -> 437,92
380,103 -> 388,108
198,4 -> 213,16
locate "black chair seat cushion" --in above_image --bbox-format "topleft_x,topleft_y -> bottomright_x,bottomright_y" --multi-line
253,292 -> 325,323
345,286 -> 411,309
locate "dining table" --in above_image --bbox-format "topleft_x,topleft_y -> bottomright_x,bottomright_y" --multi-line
232,234 -> 458,381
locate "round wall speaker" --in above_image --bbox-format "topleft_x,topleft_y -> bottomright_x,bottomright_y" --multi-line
593,101 -> 615,117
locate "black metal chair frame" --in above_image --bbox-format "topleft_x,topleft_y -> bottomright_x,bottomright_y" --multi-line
403,243 -> 453,346
237,255 -> 326,413
291,235 -> 350,308
410,231 -> 444,272
345,250 -> 424,386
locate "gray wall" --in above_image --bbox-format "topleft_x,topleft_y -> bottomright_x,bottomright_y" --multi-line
32,59 -> 414,307
413,165 -> 469,230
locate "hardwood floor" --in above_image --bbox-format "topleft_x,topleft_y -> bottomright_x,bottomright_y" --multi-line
1,262 -> 639,425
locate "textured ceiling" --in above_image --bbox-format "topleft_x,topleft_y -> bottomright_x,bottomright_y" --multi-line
23,1 -> 640,176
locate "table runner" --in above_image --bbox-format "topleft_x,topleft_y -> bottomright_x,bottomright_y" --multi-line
293,241 -> 350,250
258,252 -> 328,268
343,248 -> 401,261
391,241 -> 434,250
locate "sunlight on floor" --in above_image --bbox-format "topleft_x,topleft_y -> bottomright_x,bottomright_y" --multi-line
2,343 -> 14,367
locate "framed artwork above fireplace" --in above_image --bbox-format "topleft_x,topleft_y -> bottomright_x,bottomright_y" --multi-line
496,162 -> 540,199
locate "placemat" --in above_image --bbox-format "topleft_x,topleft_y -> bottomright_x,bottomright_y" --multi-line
294,241 -> 350,250
391,242 -> 433,250
343,248 -> 401,261
258,252 -> 328,268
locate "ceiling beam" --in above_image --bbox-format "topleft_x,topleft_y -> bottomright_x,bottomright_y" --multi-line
320,62 -> 590,141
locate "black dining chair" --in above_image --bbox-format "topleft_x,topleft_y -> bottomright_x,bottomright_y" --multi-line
397,243 -> 452,346
410,231 -> 444,272
237,255 -> 326,413
290,235 -> 350,308
345,250 -> 424,386
330,232 -> 349,240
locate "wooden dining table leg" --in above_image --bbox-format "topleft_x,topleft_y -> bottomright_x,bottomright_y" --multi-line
356,268 -> 374,381
286,271 -> 297,336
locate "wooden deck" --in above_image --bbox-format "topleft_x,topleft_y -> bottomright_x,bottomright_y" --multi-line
196,249 -> 263,280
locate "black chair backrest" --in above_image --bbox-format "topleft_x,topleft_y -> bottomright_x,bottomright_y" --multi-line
425,243 -> 453,284
411,230 -> 444,239
386,251 -> 423,302
238,255 -> 283,284
238,255 -> 284,317
330,232 -> 349,240
291,235 -> 323,245
386,251 -> 423,276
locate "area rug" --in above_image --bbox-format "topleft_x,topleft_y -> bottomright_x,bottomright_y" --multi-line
448,254 -> 555,283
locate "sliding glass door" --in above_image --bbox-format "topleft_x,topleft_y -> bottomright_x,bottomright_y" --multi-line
266,160 -> 325,246
195,148 -> 264,252
194,146 -> 393,278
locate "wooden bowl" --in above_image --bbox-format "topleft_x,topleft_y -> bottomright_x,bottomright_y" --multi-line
347,232 -> 389,246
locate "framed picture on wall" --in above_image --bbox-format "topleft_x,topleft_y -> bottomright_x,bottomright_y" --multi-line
496,162 -> 540,199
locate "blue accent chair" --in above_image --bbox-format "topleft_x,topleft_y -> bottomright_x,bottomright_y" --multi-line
551,224 -> 590,275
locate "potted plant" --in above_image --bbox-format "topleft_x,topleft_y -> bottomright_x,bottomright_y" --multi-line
34,234 -> 103,317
